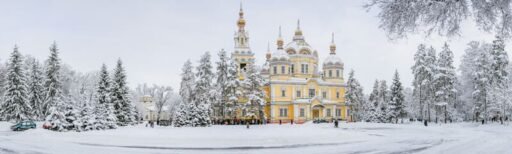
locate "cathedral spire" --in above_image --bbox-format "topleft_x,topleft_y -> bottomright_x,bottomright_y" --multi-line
237,2 -> 246,31
293,19 -> 304,41
277,26 -> 284,49
330,32 -> 336,55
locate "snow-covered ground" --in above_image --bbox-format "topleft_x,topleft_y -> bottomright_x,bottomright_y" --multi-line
1,121 -> 512,154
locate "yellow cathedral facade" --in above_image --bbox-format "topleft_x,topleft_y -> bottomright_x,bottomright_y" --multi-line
231,5 -> 350,124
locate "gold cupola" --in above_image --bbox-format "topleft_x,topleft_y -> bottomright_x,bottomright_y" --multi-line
277,26 -> 284,49
237,3 -> 246,31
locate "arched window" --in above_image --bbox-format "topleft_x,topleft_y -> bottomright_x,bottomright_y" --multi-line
329,70 -> 332,77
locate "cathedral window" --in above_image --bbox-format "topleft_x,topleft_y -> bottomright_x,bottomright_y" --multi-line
281,66 -> 285,74
281,89 -> 286,97
309,89 -> 315,98
326,109 -> 332,117
336,109 -> 341,117
305,64 -> 309,73
291,64 -> 295,73
273,66 -> 277,74
336,70 -> 340,77
296,91 -> 301,98
336,91 -> 340,99
279,108 -> 288,117
329,70 -> 332,77
301,64 -> 305,73
322,91 -> 327,98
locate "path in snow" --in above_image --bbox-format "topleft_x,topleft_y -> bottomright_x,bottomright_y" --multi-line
1,122 -> 512,154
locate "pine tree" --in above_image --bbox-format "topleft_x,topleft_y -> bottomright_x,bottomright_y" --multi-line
389,71 -> 406,124
0,45 -> 31,122
487,36 -> 509,120
225,58 -> 241,120
194,52 -> 214,126
43,42 -> 64,118
378,80 -> 389,123
424,46 -> 437,122
27,59 -> 45,120
411,44 -> 428,121
459,41 -> 482,121
345,70 -> 365,122
78,102 -> 95,131
175,60 -> 196,127
434,43 -> 457,122
95,64 -> 117,129
242,63 -> 266,122
473,44 -> 492,122
111,59 -> 136,126
366,80 -> 380,122
214,49 -> 229,119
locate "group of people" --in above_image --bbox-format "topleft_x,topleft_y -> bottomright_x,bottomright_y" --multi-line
145,121 -> 155,128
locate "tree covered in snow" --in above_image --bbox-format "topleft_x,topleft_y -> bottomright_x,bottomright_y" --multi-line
43,42 -> 64,118
434,43 -> 458,122
0,58 -> 7,107
378,80 -> 390,122
111,59 -> 136,126
365,80 -> 381,122
389,70 -> 406,123
345,70 -> 365,122
365,0 -> 512,39
412,44 -> 428,121
242,63 -> 266,121
94,64 -> 117,129
193,52 -> 214,126
174,60 -> 196,127
213,49 -> 229,119
0,46 -> 31,122
173,97 -> 189,127
26,58 -> 45,120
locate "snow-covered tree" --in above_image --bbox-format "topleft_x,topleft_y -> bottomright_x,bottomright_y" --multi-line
412,44 -> 429,121
0,46 -> 31,122
365,0 -> 512,39
224,58 -> 241,120
193,52 -> 214,126
345,70 -> 365,122
213,49 -> 229,119
389,71 -> 406,123
487,36 -> 510,120
43,42 -> 64,118
173,97 -> 189,127
179,60 -> 195,105
111,59 -> 136,126
26,59 -> 45,120
242,63 -> 266,121
366,80 -> 381,122
434,43 -> 458,122
95,64 -> 117,129
472,43 -> 492,122
378,80 -> 390,122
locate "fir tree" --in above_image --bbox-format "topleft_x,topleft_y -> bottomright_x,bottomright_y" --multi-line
214,49 -> 229,119
345,70 -> 365,122
194,52 -> 214,126
43,42 -> 64,118
473,44 -> 492,122
411,44 -> 428,121
111,59 -> 136,126
389,70 -> 406,124
95,64 -> 117,129
434,43 -> 457,122
225,58 -> 241,120
378,80 -> 389,123
27,59 -> 45,120
0,45 -> 31,122
175,60 -> 196,127
242,63 -> 266,121
366,80 -> 380,122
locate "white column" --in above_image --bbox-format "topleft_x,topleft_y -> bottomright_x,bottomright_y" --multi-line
294,104 -> 298,118
333,105 -> 337,118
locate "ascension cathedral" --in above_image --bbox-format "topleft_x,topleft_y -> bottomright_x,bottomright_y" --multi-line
230,5 -> 349,124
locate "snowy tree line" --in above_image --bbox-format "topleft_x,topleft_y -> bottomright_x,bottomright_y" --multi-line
173,50 -> 266,127
0,43 -> 138,131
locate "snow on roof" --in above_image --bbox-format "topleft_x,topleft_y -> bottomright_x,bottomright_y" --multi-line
323,54 -> 343,66
271,48 -> 289,61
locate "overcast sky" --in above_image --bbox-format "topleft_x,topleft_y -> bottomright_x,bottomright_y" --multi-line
0,0 -> 507,93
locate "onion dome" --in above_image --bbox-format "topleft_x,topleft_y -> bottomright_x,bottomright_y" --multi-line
323,33 -> 343,67
237,3 -> 246,31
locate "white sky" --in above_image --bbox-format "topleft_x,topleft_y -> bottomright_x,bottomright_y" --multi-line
0,0 -> 507,93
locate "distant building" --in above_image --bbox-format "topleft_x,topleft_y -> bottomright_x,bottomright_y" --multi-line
139,95 -> 172,122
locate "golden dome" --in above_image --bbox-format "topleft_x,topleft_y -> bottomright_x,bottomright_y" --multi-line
237,18 -> 246,28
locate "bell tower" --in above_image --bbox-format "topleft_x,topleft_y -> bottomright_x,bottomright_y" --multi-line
231,2 -> 255,79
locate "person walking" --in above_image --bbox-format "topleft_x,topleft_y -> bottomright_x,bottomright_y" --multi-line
334,120 -> 339,128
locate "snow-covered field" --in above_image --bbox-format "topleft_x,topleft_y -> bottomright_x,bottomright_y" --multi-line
1,121 -> 512,154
